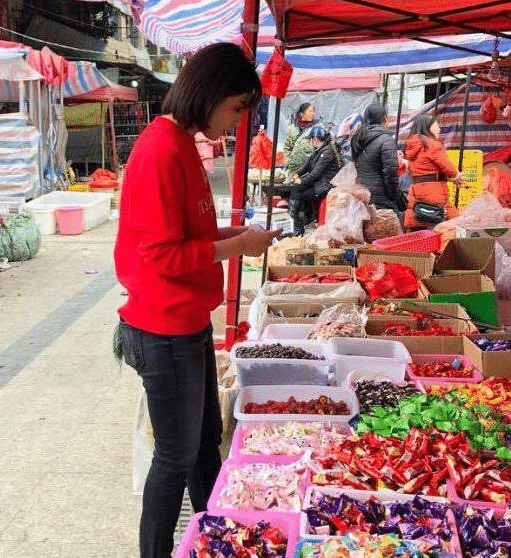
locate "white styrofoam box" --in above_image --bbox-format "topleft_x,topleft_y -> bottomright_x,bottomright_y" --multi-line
27,191 -> 112,234
231,340 -> 330,387
234,385 -> 358,427
300,486 -> 449,541
326,337 -> 411,361
261,323 -> 315,340
331,355 -> 406,385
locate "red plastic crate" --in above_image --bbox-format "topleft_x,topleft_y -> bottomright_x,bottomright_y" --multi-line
373,230 -> 441,253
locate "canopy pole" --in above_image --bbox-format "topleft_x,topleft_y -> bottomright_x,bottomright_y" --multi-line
261,95 -> 282,286
224,0 -> 260,349
101,102 -> 106,169
382,74 -> 389,108
455,67 -> 472,208
395,73 -> 405,144
108,98 -> 119,174
434,70 -> 443,115
37,80 -> 44,195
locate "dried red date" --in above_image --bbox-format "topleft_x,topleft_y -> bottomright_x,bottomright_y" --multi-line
244,396 -> 350,415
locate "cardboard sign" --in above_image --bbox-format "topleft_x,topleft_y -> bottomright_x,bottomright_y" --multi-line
446,149 -> 483,210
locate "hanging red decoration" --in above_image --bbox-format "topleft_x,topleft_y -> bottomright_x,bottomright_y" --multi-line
260,49 -> 293,99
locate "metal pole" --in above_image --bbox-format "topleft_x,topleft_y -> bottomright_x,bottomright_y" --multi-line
261,96 -> 282,286
37,80 -> 44,195
108,98 -> 119,174
224,0 -> 260,349
382,74 -> 389,108
455,67 -> 472,209
101,102 -> 106,169
434,69 -> 443,115
395,73 -> 405,144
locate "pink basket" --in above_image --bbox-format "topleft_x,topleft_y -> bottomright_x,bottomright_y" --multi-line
56,206 -> 84,235
406,354 -> 483,386
447,480 -> 509,514
373,230 -> 441,253
174,511 -> 299,558
207,456 -> 308,515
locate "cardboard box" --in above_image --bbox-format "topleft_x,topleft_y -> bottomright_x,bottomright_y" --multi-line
422,274 -> 498,326
457,224 -> 511,255
463,334 -> 511,378
263,265 -> 358,298
368,335 -> 465,355
366,316 -> 475,336
357,248 -> 435,279
434,237 -> 495,280
267,265 -> 353,281
367,301 -> 472,319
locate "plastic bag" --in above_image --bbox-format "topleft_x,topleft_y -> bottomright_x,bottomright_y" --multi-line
329,162 -> 371,206
495,242 -> 511,299
484,166 -> 511,208
249,129 -> 284,169
356,262 -> 419,301
307,303 -> 368,339
363,205 -> 402,242
480,94 -> 497,124
302,225 -> 340,250
326,193 -> 370,244
0,210 -> 41,261
132,389 -> 153,496
260,49 -> 293,98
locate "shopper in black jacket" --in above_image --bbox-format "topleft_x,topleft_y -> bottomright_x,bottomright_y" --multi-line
289,125 -> 342,235
351,103 -> 402,212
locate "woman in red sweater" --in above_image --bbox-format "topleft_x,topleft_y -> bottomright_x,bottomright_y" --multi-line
404,115 -> 464,229
114,43 -> 281,558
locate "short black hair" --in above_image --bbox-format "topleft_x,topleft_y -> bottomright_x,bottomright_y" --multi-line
364,103 -> 387,125
308,125 -> 330,142
161,43 -> 261,130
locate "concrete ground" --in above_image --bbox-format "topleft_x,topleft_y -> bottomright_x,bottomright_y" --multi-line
0,159 -> 263,557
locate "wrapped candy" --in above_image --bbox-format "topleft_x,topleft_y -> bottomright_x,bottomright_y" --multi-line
238,422 -> 350,456
474,337 -> 511,352
304,490 -> 454,554
310,427 -> 511,501
215,461 -> 307,512
452,504 -> 511,558
355,393 -> 511,455
191,514 -> 288,558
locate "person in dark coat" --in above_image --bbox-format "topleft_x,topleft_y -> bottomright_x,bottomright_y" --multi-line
288,125 -> 342,235
351,103 -> 402,212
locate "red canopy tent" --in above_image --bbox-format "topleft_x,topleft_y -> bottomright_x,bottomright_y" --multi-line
224,0 -> 511,347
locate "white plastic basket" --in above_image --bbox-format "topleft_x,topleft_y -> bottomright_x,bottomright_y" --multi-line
261,324 -> 315,340
233,385 -> 358,427
326,337 -> 411,360
231,340 -> 330,387
331,355 -> 406,385
0,196 -> 26,215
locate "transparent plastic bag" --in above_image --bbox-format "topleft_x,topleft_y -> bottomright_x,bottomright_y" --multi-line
307,303 -> 368,339
326,193 -> 370,244
329,162 -> 371,206
363,205 -> 402,242
495,242 -> 511,300
132,389 -> 153,496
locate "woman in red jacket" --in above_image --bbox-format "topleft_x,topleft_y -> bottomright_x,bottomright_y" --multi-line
404,115 -> 464,230
114,43 -> 281,558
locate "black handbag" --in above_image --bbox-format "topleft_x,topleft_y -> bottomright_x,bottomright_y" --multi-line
413,201 -> 445,224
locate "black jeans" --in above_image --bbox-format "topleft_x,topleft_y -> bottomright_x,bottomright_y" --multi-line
119,321 -> 223,558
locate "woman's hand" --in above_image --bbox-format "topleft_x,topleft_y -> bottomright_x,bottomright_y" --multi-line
453,171 -> 465,186
239,227 -> 283,256
293,176 -> 302,184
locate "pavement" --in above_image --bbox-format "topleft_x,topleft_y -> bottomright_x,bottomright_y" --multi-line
0,158 -> 263,557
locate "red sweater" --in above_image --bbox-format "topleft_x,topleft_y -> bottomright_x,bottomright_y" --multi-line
114,117 -> 223,335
